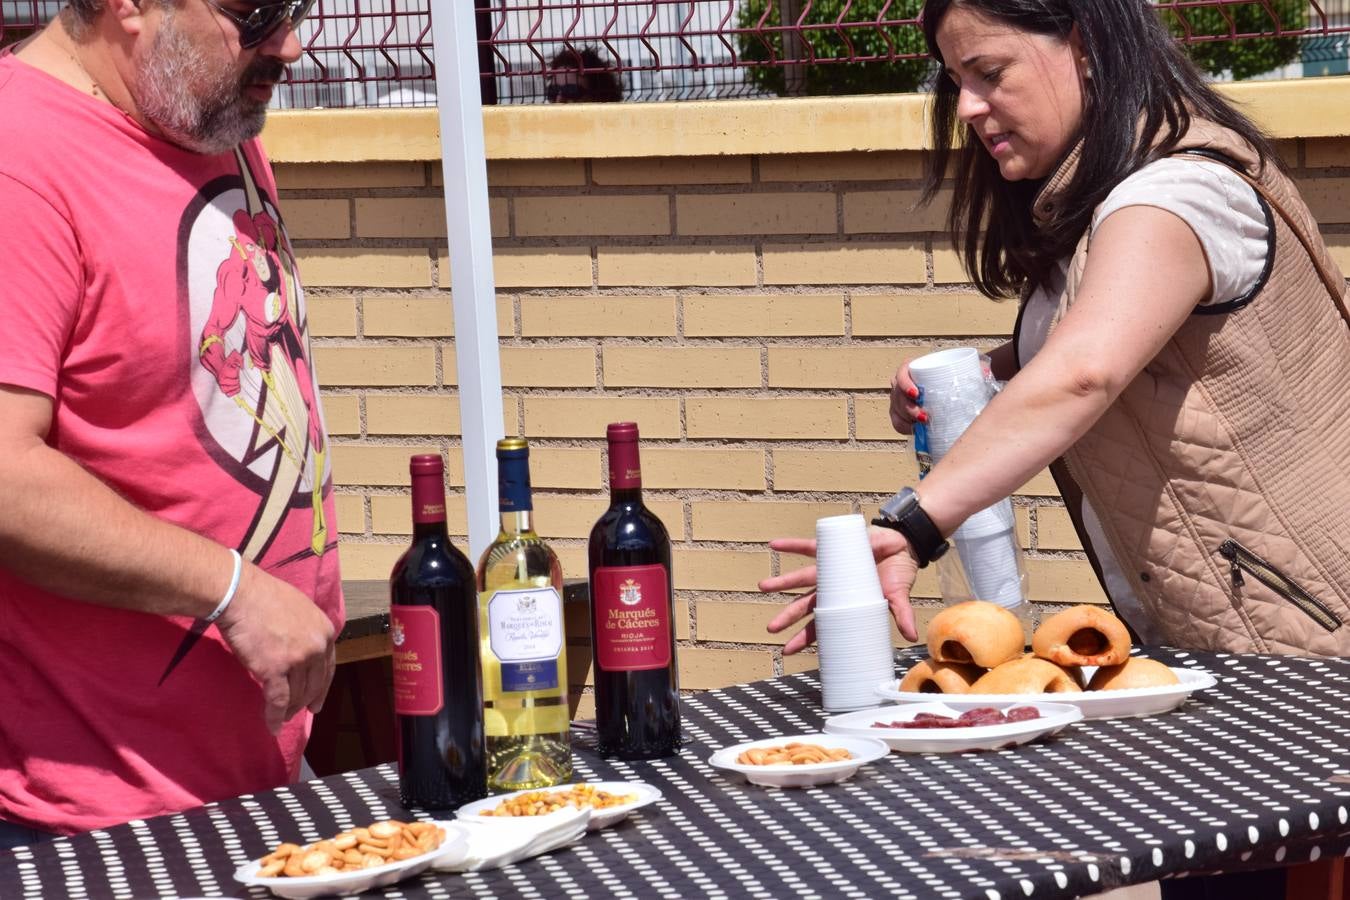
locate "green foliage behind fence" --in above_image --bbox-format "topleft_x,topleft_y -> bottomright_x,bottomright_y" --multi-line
1167,0 -> 1306,80
736,0 -> 931,97
737,0 -> 1311,98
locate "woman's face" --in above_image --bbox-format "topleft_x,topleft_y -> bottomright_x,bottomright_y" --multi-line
936,5 -> 1088,181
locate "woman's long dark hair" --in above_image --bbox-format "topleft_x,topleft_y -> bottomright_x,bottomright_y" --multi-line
921,0 -> 1280,298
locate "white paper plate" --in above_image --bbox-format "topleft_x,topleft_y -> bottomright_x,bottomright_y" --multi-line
875,665 -> 1216,720
825,701 -> 1083,753
708,734 -> 889,788
233,821 -> 469,899
455,781 -> 661,831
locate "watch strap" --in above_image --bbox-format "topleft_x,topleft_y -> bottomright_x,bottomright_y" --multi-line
872,488 -> 949,568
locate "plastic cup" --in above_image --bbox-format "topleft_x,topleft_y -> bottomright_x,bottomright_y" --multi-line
953,500 -> 1016,540
909,347 -> 993,468
814,602 -> 893,711
908,347 -> 985,394
814,514 -> 884,610
952,528 -> 1024,608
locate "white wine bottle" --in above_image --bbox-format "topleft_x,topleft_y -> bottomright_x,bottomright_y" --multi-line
475,438 -> 572,791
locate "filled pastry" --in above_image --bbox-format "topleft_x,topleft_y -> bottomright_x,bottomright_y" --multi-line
927,600 -> 1025,669
897,658 -> 985,694
1086,657 -> 1180,690
1022,650 -> 1084,688
1032,604 -> 1131,667
970,656 -> 1084,694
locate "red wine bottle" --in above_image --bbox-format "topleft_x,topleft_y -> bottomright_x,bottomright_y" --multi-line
390,454 -> 487,808
587,422 -> 681,759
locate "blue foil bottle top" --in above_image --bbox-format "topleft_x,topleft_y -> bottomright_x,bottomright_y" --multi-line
496,438 -> 533,512
912,387 -> 933,479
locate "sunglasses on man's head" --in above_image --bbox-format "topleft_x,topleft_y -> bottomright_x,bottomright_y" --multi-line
203,0 -> 317,49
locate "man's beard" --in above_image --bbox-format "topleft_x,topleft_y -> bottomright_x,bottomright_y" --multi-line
132,9 -> 284,154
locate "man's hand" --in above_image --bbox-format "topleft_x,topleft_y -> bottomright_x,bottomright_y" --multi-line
0,385 -> 338,736
215,562 -> 336,734
759,526 -> 920,654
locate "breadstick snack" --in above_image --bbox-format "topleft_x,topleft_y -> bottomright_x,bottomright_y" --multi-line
735,742 -> 854,766
256,820 -> 446,878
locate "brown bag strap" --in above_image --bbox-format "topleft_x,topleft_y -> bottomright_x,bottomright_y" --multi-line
1176,150 -> 1350,324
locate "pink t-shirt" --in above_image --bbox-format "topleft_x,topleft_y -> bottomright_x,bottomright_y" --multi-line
0,54 -> 344,834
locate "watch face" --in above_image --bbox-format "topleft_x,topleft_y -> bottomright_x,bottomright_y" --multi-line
878,488 -> 916,523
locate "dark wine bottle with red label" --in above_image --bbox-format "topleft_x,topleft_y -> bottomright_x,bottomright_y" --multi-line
389,454 -> 487,808
587,422 -> 681,759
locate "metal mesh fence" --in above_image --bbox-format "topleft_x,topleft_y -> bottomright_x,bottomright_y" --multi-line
2,1 -> 1347,107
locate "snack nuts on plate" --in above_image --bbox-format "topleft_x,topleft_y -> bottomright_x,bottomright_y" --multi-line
258,820 -> 445,877
480,783 -> 639,818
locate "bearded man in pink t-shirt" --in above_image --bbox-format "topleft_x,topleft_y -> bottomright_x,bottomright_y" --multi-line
0,0 -> 343,844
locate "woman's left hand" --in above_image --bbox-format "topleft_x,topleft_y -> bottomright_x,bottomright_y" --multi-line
889,364 -> 927,435
759,526 -> 920,654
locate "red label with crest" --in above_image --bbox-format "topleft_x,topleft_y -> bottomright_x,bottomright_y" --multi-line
390,605 -> 443,715
592,564 -> 671,671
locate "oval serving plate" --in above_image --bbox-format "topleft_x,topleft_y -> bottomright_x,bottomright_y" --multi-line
708,734 -> 889,788
233,821 -> 468,900
875,666 -> 1216,720
455,781 -> 661,831
825,701 -> 1082,754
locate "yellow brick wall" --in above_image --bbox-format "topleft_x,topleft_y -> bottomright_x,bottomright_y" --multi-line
275,131 -> 1350,698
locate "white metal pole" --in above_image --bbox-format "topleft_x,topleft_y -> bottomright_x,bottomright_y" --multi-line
432,0 -> 504,560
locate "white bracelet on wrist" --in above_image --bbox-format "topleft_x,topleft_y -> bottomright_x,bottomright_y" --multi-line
204,549 -> 243,623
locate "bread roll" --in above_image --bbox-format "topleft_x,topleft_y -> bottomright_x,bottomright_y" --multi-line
1086,657 -> 1179,691
1022,650 -> 1084,688
927,600 -> 1024,669
970,657 -> 1083,694
1032,605 -> 1131,667
898,658 -> 985,694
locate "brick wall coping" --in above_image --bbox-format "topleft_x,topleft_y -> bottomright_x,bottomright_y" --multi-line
261,77 -> 1350,163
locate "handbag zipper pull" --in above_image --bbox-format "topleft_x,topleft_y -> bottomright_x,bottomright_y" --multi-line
1219,540 -> 1244,588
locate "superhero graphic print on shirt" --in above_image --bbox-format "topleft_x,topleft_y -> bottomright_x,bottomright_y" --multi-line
182,148 -> 331,564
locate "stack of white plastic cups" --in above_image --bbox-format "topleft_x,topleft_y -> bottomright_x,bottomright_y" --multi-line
812,514 -> 895,711
907,348 -> 1025,610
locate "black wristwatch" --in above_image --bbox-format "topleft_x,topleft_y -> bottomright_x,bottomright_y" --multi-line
872,488 -> 950,568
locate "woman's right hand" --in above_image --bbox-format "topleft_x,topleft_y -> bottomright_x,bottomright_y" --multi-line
759,527 -> 920,655
889,364 -> 928,434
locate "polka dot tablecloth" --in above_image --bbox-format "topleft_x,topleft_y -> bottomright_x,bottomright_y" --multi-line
3,647 -> 1349,899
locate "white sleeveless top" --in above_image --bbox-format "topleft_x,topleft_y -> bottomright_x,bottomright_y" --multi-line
1016,158 -> 1269,640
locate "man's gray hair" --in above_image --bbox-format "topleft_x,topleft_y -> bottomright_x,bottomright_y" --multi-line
65,0 -> 105,39
66,0 -> 170,37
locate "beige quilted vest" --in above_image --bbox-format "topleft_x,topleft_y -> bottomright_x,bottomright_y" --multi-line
1027,121 -> 1350,656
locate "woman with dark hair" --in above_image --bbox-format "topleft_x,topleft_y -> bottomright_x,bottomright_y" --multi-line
763,2 -> 1350,662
